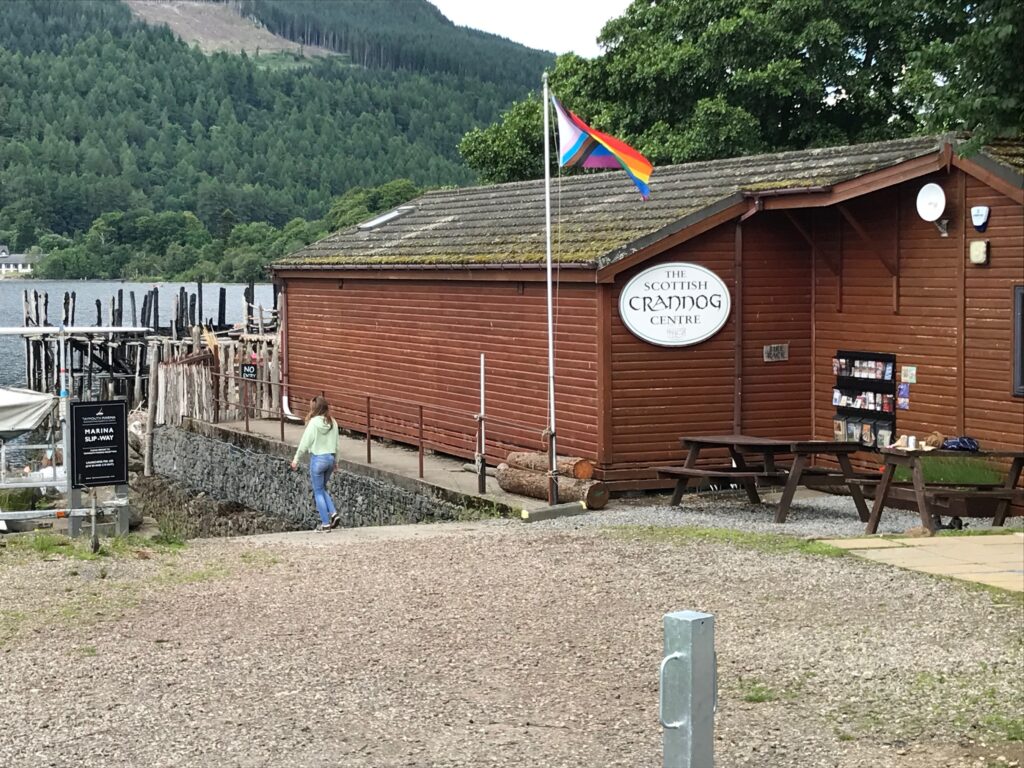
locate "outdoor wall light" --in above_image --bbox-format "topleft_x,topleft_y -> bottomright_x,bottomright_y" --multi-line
969,240 -> 990,265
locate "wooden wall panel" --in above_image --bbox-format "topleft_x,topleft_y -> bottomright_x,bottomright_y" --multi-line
813,167 -> 1023,517
604,219 -> 812,486
739,215 -> 812,437
607,227 -> 736,478
812,175 -> 962,450
284,278 -> 599,464
963,176 -> 1024,451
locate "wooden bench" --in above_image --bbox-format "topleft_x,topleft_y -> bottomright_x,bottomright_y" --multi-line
867,450 -> 1024,533
656,466 -> 789,505
660,436 -> 873,521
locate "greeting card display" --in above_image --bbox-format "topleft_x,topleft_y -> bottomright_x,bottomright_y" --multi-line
876,425 -> 893,449
832,349 -> 896,451
833,415 -> 847,441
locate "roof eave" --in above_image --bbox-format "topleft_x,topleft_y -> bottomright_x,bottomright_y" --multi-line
953,149 -> 1024,204
596,193 -> 748,280
272,260 -> 597,274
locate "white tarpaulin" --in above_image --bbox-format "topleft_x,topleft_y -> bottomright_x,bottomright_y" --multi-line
0,387 -> 56,441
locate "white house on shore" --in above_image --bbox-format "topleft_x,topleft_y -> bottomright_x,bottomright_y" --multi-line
0,245 -> 39,277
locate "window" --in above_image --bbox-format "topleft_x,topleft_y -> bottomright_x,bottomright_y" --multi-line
1015,285 -> 1024,397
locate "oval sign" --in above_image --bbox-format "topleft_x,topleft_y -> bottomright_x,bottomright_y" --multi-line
618,262 -> 731,347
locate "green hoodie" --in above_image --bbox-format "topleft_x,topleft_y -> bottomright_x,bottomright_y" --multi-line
293,415 -> 339,463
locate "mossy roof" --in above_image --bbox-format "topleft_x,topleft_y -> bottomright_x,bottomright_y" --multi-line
274,135 -> 1020,272
982,140 -> 1024,173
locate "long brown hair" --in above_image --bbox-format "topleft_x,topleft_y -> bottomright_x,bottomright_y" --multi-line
305,395 -> 334,424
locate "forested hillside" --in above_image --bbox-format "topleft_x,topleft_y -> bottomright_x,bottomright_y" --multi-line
0,0 -> 552,280
227,0 -> 553,99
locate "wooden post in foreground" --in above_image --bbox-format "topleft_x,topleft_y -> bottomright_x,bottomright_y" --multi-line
144,343 -> 159,476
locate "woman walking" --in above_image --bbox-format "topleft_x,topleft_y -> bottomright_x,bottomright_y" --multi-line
290,395 -> 340,531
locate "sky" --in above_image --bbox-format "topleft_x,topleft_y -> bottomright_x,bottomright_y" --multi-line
429,0 -> 634,58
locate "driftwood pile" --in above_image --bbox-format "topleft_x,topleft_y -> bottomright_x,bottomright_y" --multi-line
495,451 -> 608,509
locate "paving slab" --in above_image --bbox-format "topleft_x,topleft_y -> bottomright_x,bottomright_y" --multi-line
825,537 -> 906,550
823,532 -> 1024,592
964,573 -> 1024,591
895,533 -> 1018,547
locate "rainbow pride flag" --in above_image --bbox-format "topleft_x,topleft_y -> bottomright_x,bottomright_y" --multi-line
551,94 -> 653,199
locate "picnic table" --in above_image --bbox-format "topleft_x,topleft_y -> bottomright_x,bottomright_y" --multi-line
656,435 -> 874,523
864,448 -> 1024,534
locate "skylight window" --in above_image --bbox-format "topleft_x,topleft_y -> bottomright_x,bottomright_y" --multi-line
357,206 -> 415,231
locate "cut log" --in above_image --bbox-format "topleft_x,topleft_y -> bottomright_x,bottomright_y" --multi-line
505,451 -> 594,480
495,465 -> 608,509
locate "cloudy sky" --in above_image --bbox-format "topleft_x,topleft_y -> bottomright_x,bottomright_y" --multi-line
430,0 -> 633,57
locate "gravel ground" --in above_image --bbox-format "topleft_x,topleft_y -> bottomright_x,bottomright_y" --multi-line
0,523 -> 1022,768
514,489 -> 1024,538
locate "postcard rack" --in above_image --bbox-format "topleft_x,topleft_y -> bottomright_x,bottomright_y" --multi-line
831,350 -> 897,450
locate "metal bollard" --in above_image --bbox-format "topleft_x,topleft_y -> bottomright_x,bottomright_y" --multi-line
660,610 -> 716,768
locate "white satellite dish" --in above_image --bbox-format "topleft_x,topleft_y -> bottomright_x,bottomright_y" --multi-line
916,183 -> 946,222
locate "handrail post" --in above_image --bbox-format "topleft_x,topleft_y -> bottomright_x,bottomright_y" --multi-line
212,365 -> 220,425
279,378 -> 285,441
244,377 -> 250,433
418,404 -> 424,479
476,414 -> 487,493
365,395 -> 372,464
546,430 -> 557,504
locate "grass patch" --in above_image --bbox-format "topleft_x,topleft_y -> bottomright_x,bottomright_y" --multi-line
154,509 -> 192,544
983,714 -> 1024,742
892,456 -> 1003,484
154,565 -> 229,586
239,550 -> 280,567
610,525 -> 847,558
957,579 -> 1024,609
76,645 -> 97,657
741,680 -> 778,703
0,609 -> 26,645
3,532 -> 101,561
150,531 -> 185,548
935,528 -> 1016,537
2,532 -> 185,563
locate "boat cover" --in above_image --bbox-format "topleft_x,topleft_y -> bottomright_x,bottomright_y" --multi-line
0,387 -> 56,441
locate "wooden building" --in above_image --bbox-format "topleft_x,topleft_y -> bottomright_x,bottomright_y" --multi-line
273,136 -> 1024,491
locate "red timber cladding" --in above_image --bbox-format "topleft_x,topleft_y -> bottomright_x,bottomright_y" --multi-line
604,220 -> 812,486
811,170 -> 1024,475
283,277 -> 600,465
812,176 -> 960,454
963,175 -> 1024,453
738,214 -> 813,438
607,227 -> 736,482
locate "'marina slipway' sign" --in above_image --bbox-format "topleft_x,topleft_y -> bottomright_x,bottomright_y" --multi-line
618,262 -> 731,347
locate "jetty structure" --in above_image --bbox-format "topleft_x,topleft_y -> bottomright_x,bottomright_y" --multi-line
1,281 -> 287,536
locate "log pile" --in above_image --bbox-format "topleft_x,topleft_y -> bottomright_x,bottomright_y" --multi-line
495,452 -> 608,509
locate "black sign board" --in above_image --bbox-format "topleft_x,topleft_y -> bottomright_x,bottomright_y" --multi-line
70,400 -> 128,488
240,363 -> 258,381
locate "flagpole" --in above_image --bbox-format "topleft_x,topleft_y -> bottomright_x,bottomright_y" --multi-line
542,72 -> 558,505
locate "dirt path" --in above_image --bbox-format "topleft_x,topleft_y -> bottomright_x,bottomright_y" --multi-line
0,525 -> 1020,767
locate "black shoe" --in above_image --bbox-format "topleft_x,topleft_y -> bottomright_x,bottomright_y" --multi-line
329,512 -> 340,529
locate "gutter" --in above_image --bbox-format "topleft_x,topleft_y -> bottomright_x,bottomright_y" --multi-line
741,185 -> 833,198
270,261 -> 597,273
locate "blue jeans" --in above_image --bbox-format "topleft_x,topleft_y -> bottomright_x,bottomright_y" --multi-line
309,453 -> 337,526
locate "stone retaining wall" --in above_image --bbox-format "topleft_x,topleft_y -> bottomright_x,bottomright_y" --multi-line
147,421 -> 510,534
